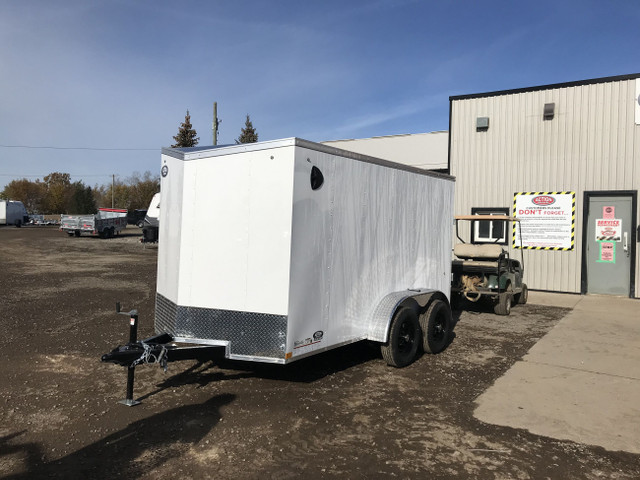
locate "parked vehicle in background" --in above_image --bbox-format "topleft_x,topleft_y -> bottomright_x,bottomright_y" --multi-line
127,209 -> 147,228
142,193 -> 160,243
60,208 -> 128,238
29,214 -> 44,225
0,200 -> 29,227
450,215 -> 527,315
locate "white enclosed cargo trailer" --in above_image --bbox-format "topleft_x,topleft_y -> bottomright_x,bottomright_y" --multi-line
155,137 -> 454,366
0,200 -> 28,227
102,137 -> 456,404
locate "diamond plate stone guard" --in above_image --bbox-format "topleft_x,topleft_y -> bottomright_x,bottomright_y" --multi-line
155,294 -> 287,359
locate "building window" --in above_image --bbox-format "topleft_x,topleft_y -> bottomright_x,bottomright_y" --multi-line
470,207 -> 509,244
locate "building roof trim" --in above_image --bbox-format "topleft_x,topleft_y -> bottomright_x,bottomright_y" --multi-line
449,73 -> 640,101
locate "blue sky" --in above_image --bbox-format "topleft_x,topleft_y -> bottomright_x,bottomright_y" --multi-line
1,0 -> 638,191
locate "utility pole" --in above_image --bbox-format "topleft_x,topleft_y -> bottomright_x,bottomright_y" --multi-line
212,102 -> 221,145
112,174 -> 115,208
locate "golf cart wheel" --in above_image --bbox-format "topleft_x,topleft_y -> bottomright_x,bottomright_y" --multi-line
515,284 -> 528,305
137,221 -> 144,228
494,285 -> 513,316
420,300 -> 452,354
381,307 -> 421,368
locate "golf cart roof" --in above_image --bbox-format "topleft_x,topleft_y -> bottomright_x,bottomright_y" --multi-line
454,215 -> 520,222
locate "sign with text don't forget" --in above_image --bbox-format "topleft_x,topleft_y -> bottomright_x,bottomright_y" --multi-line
513,192 -> 575,250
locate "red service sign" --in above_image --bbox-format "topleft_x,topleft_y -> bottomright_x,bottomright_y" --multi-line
595,218 -> 622,242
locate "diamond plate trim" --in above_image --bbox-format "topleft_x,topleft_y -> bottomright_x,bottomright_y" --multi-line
155,294 -> 287,359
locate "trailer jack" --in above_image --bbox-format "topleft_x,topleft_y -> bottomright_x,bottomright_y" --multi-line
101,303 -> 225,406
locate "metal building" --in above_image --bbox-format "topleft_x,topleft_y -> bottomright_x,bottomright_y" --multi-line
323,131 -> 449,171
449,73 -> 639,298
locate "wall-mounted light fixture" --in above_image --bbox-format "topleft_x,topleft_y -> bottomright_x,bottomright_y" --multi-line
543,103 -> 555,120
476,116 -> 489,131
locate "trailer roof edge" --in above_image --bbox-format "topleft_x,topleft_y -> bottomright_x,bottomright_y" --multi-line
161,137 -> 454,182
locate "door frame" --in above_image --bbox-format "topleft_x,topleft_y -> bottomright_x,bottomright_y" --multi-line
580,190 -> 637,297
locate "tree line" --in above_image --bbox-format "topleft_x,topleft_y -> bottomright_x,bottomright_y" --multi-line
0,171 -> 159,215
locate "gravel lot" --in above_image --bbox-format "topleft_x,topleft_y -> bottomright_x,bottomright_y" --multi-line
1,226 -> 638,479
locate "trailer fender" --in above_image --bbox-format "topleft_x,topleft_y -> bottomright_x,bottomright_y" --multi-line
367,289 -> 450,343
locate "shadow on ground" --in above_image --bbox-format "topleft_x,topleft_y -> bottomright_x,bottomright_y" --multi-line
3,394 -> 235,480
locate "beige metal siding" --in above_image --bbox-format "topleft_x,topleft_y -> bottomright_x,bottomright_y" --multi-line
322,132 -> 448,170
451,78 -> 639,296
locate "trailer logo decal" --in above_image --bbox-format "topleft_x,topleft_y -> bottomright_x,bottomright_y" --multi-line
294,332 -> 324,349
161,165 -> 168,177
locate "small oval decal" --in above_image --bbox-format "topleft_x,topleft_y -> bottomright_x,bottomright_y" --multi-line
313,331 -> 324,341
532,195 -> 555,206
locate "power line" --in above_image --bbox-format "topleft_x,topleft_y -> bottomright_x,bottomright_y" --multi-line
0,173 -> 116,177
0,144 -> 158,151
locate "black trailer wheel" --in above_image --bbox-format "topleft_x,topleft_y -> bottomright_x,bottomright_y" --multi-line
515,283 -> 528,305
110,227 -> 115,238
420,300 -> 452,354
494,285 -> 512,316
381,307 -> 421,368
74,230 -> 81,237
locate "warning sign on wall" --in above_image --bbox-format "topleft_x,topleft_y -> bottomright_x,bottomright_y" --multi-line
595,219 -> 622,242
513,192 -> 575,250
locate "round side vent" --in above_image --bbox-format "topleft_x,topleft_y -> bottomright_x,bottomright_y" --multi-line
310,166 -> 324,190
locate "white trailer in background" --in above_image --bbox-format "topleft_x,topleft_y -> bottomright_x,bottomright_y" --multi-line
0,200 -> 28,227
103,138 -> 456,403
142,192 -> 160,243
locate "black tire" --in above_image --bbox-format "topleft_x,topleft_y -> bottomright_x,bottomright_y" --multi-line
110,227 -> 115,238
136,221 -> 144,228
15,220 -> 21,228
494,284 -> 513,316
74,230 -> 81,237
420,300 -> 453,354
381,307 -> 421,368
99,229 -> 107,239
515,284 -> 528,305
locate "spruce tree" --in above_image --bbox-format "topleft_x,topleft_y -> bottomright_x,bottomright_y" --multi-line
172,110 -> 200,148
236,114 -> 258,144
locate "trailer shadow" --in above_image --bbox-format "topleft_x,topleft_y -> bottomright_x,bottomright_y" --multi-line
4,394 -> 235,480
132,315 -> 465,402
149,331 -> 462,393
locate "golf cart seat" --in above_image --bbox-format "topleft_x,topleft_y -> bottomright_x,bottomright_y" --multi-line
452,243 -> 504,271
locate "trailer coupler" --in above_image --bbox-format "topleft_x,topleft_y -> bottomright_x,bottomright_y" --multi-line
101,334 -> 225,370
101,334 -> 172,371
102,303 -> 225,406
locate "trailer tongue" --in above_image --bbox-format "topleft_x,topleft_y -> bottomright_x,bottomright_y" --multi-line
102,138 -> 456,405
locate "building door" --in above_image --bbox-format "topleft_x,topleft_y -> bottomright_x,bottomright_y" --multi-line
582,192 -> 637,296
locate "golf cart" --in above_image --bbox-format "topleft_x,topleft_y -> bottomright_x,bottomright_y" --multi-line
451,215 -> 527,315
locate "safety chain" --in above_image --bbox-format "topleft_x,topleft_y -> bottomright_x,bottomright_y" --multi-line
131,342 -> 168,372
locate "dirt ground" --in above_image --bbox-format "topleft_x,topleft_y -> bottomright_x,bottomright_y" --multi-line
1,226 -> 639,479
